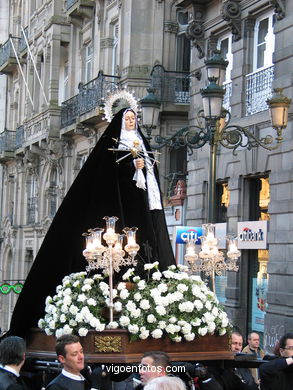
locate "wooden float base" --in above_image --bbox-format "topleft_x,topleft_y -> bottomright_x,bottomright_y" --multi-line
26,328 -> 234,363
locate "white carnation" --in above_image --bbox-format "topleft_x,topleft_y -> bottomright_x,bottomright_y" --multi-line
117,282 -> 126,290
155,305 -> 166,316
134,292 -> 142,301
87,298 -> 97,306
198,327 -> 208,336
119,316 -> 130,326
107,321 -> 119,329
128,324 -> 139,334
184,333 -> 195,341
151,329 -> 163,339
147,314 -> 156,323
152,271 -> 162,281
194,300 -> 204,310
137,280 -> 146,290
139,299 -> 150,310
120,289 -> 129,299
114,301 -> 122,312
69,305 -> 79,315
78,327 -> 88,337
177,283 -> 188,293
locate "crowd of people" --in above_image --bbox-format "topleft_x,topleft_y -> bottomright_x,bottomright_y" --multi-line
0,332 -> 292,390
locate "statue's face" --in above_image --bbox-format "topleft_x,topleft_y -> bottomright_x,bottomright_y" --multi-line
124,111 -> 136,131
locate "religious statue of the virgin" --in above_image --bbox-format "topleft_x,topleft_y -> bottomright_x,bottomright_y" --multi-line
8,107 -> 175,337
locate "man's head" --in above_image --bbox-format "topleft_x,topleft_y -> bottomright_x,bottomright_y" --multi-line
144,376 -> 186,390
0,336 -> 26,369
279,333 -> 293,358
248,332 -> 260,351
139,351 -> 170,384
231,332 -> 243,353
56,334 -> 84,375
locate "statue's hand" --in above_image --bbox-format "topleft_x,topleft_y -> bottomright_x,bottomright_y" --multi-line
135,158 -> 145,169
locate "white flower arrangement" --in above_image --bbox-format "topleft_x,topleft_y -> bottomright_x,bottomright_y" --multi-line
118,263 -> 231,342
38,272 -> 108,337
38,263 -> 231,342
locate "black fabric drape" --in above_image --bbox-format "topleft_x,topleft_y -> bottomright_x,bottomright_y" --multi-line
8,108 -> 175,337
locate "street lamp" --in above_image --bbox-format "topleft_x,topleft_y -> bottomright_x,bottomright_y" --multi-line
204,49 -> 229,86
140,56 -> 291,223
139,87 -> 161,141
267,88 -> 291,142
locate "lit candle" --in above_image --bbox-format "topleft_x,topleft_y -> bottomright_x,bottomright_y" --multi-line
127,236 -> 136,246
229,243 -> 238,253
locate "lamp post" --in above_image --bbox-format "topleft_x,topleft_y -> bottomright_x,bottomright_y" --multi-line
140,53 -> 291,224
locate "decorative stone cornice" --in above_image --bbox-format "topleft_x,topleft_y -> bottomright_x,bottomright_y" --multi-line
207,35 -> 218,58
221,0 -> 242,42
270,0 -> 286,20
100,37 -> 114,49
185,4 -> 205,58
164,21 -> 178,34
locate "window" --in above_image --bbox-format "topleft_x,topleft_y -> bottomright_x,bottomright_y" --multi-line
59,45 -> 69,104
216,182 -> 230,223
112,24 -> 119,75
27,175 -> 37,224
254,13 -> 275,71
167,147 -> 187,197
85,45 -> 93,83
218,34 -> 233,110
48,168 -> 58,219
176,11 -> 190,72
218,34 -> 233,82
246,12 -> 275,115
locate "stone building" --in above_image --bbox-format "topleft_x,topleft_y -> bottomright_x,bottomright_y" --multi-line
0,0 -> 292,352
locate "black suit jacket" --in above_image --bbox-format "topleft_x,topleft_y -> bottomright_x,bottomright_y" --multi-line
0,368 -> 29,390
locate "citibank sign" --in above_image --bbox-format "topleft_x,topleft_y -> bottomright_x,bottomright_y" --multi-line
237,221 -> 267,249
174,226 -> 203,244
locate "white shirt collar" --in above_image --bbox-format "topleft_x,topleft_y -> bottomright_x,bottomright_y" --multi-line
62,368 -> 85,381
3,365 -> 20,377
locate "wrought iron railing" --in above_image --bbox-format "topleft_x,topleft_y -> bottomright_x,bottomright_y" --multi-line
246,66 -> 274,116
0,37 -> 19,68
61,71 -> 120,128
151,65 -> 191,104
0,130 -> 16,152
15,125 -> 24,148
19,27 -> 28,53
223,81 -> 232,111
27,196 -> 37,224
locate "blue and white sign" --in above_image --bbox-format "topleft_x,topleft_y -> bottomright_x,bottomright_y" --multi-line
174,226 -> 203,245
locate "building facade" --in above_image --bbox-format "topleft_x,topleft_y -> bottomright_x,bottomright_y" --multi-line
0,0 -> 292,352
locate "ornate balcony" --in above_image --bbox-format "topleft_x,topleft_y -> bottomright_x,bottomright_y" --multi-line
61,71 -> 119,128
0,37 -> 20,74
150,65 -> 191,105
66,0 -> 95,19
223,81 -> 232,112
246,66 -> 274,116
0,129 -> 16,162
